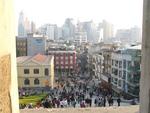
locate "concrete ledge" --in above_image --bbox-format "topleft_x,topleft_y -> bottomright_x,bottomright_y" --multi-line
20,105 -> 139,113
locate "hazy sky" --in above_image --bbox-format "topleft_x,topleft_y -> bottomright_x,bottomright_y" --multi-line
14,0 -> 143,29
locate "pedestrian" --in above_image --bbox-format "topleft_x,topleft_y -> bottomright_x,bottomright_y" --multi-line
103,96 -> 106,107
108,96 -> 111,106
110,97 -> 114,106
117,97 -> 121,106
94,98 -> 97,107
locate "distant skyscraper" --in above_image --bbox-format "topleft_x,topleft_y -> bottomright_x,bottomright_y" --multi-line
18,11 -> 26,36
116,27 -> 141,44
38,24 -> 57,40
78,20 -> 98,43
97,29 -> 104,43
130,27 -> 141,43
116,29 -> 131,44
62,18 -> 75,40
24,17 -> 30,33
99,20 -> 114,42
57,27 -> 63,40
18,11 -> 34,37
31,21 -> 36,33
74,22 -> 87,45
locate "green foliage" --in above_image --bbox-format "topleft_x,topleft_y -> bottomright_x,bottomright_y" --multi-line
19,93 -> 47,106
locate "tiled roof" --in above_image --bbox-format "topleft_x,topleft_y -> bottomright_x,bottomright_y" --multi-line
17,56 -> 31,63
33,54 -> 47,62
17,54 -> 53,65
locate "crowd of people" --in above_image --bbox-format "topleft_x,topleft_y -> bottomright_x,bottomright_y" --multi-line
19,75 -> 122,109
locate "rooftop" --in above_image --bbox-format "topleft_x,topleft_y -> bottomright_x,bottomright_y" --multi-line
17,54 -> 53,65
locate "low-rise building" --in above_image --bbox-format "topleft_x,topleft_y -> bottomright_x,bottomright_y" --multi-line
47,50 -> 76,76
74,31 -> 87,46
17,54 -> 54,88
16,37 -> 27,57
92,53 -> 104,80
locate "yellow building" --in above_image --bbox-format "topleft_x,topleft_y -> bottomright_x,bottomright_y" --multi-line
17,54 -> 54,88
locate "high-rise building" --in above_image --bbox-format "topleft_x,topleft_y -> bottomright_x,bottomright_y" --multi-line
99,20 -> 114,42
31,21 -> 36,33
130,27 -> 141,43
78,20 -> 98,43
18,11 -> 26,36
27,33 -> 46,56
38,24 -> 57,40
116,27 -> 141,44
16,33 -> 47,56
57,27 -> 63,40
18,11 -> 36,37
74,22 -> 87,45
116,29 -> 131,44
24,17 -> 31,33
62,18 -> 75,40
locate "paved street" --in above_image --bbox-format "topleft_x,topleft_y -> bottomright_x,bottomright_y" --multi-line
20,105 -> 139,113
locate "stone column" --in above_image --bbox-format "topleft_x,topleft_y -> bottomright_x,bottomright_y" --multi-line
140,0 -> 150,113
0,0 -> 19,113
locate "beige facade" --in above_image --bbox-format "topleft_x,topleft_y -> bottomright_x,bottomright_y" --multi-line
0,0 -> 19,112
17,54 -> 54,88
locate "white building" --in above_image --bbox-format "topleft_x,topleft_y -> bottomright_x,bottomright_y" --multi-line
99,20 -> 114,42
39,24 -> 57,40
116,27 -> 141,44
74,31 -> 87,45
92,54 -> 104,80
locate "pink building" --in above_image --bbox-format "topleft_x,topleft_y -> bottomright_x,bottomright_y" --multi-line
47,50 -> 77,76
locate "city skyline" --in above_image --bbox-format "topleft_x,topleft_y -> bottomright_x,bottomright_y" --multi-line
15,0 -> 143,31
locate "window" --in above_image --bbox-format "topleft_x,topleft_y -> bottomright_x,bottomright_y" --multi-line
123,60 -> 126,69
56,57 -> 59,60
34,69 -> 39,74
112,68 -> 118,76
123,70 -> 126,79
112,60 -> 114,66
70,56 -> 73,59
61,61 -> 63,64
70,60 -> 73,64
65,61 -> 68,64
115,60 -> 118,67
24,78 -> 30,85
34,78 -> 40,85
24,69 -> 29,74
114,78 -> 118,85
128,61 -> 131,68
118,80 -> 122,87
119,61 -> 122,68
119,70 -> 122,78
45,68 -> 49,76
61,56 -> 63,60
